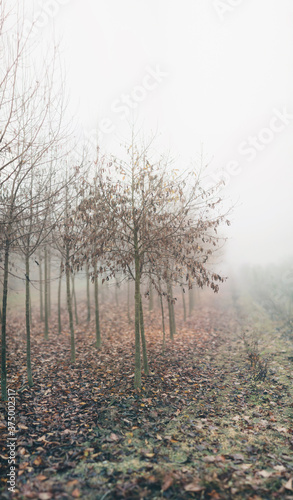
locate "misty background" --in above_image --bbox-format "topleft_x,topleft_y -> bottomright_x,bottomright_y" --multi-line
29,0 -> 293,268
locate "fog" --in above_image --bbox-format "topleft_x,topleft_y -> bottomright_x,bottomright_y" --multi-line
44,0 -> 293,268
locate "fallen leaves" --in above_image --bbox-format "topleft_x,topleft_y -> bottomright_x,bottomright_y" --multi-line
161,473 -> 173,492
257,470 -> 273,478
1,301 -> 293,500
38,493 -> 52,500
184,481 -> 204,492
231,453 -> 245,462
71,488 -> 81,498
18,423 -> 29,430
33,456 -> 43,466
274,465 -> 286,472
108,432 -> 120,442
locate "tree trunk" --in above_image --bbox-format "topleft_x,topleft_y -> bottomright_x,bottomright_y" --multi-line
58,260 -> 62,335
134,244 -> 141,389
160,292 -> 166,350
25,254 -> 33,387
48,247 -> 51,317
168,298 -> 173,340
127,280 -> 131,324
189,284 -> 194,316
171,291 -> 176,337
86,262 -> 91,322
71,274 -> 78,325
29,290 -> 32,327
94,261 -> 101,348
44,246 -> 49,339
182,288 -> 186,322
100,279 -> 104,304
1,238 -> 9,401
167,280 -> 176,339
39,251 -> 44,321
149,279 -> 153,311
140,294 -> 149,375
66,247 -> 75,363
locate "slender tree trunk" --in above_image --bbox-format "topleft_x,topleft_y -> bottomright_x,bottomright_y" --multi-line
160,293 -> 166,350
171,289 -> 176,336
100,279 -> 104,304
44,246 -> 49,339
29,290 -> 32,327
149,279 -> 153,311
167,280 -> 176,339
127,280 -> 131,324
0,281 -> 2,324
48,247 -> 51,317
71,274 -> 78,325
39,251 -> 44,321
58,260 -> 63,335
134,244 -> 141,389
140,294 -> 149,375
1,238 -> 9,401
189,284 -> 194,316
66,247 -> 75,363
94,261 -> 101,348
182,288 -> 186,322
86,262 -> 91,322
25,254 -> 33,387
168,298 -> 173,340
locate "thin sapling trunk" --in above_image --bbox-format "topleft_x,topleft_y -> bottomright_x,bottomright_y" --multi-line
140,294 -> 149,375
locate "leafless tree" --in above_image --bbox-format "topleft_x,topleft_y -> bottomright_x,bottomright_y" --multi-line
0,1 -> 69,400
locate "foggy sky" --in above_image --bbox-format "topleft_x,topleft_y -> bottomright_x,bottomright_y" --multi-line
38,0 -> 293,268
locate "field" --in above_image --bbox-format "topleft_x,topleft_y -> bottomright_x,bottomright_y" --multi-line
1,290 -> 293,499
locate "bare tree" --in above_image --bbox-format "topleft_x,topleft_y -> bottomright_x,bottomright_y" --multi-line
53,159 -> 88,362
0,1 -> 68,400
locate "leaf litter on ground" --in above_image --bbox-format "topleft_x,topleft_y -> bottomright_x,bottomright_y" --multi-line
0,295 -> 293,499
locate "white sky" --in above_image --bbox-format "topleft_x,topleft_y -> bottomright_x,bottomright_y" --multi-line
32,0 -> 293,268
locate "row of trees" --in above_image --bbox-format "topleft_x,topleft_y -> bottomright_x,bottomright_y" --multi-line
1,134 -> 229,397
0,2 -> 230,399
0,0 -> 77,400
67,138 -> 230,388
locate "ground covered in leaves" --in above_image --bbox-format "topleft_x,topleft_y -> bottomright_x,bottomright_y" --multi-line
1,294 -> 293,499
